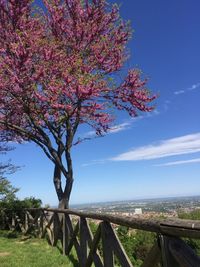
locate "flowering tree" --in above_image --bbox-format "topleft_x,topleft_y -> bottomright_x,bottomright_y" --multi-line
0,0 -> 156,208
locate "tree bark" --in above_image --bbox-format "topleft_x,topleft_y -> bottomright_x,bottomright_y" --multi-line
57,177 -> 73,209
52,131 -> 74,209
53,164 -> 63,202
53,163 -> 74,209
58,198 -> 69,209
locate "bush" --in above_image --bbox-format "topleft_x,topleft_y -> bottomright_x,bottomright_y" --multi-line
116,226 -> 156,266
0,197 -> 42,230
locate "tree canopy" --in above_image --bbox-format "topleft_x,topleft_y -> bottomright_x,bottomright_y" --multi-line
0,0 -> 156,208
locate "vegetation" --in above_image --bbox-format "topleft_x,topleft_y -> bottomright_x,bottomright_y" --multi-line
0,196 -> 42,210
178,209 -> 200,220
0,197 -> 42,231
89,222 -> 157,266
0,231 -> 76,267
178,209 -> 200,256
0,177 -> 18,203
0,144 -> 19,202
114,210 -> 200,265
0,143 -> 42,228
0,0 -> 156,208
116,226 -> 156,266
1,211 -> 200,266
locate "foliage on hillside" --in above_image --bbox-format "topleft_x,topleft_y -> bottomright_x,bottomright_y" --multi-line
178,209 -> 200,220
89,222 -> 158,266
116,225 -> 158,266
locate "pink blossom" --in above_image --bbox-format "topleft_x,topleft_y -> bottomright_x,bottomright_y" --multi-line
0,0 -> 156,142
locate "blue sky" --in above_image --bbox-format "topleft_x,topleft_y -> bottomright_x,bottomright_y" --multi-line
2,0 -> 200,206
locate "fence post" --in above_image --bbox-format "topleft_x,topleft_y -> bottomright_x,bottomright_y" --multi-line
101,222 -> 114,267
24,211 -> 29,232
62,213 -> 69,255
159,235 -> 179,267
141,240 -> 161,267
39,210 -> 44,238
11,212 -> 15,231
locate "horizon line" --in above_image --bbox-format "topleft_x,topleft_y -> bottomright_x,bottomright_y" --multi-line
49,193 -> 200,207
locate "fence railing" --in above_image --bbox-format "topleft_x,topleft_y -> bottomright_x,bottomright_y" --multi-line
1,208 -> 200,267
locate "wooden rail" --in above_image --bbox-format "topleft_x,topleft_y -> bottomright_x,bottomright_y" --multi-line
1,208 -> 200,267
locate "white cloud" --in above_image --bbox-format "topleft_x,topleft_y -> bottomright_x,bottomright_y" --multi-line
155,158 -> 200,166
82,110 -> 160,139
81,159 -> 106,167
108,122 -> 131,134
83,121 -> 132,138
83,130 -> 96,138
174,82 -> 200,95
111,133 -> 200,161
188,82 -> 200,91
174,90 -> 185,95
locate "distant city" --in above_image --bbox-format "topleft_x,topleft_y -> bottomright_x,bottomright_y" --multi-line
71,195 -> 200,218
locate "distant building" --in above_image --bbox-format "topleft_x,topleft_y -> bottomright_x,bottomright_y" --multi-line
134,208 -> 142,215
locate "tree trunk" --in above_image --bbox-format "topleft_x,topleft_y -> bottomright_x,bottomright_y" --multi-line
58,178 -> 73,209
53,163 -> 73,209
53,164 -> 63,203
58,198 -> 69,209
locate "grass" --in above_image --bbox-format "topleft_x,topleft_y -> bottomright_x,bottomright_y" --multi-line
0,230 -> 79,267
0,230 -> 120,267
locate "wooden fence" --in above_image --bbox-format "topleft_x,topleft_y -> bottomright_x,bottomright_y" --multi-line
1,208 -> 200,267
